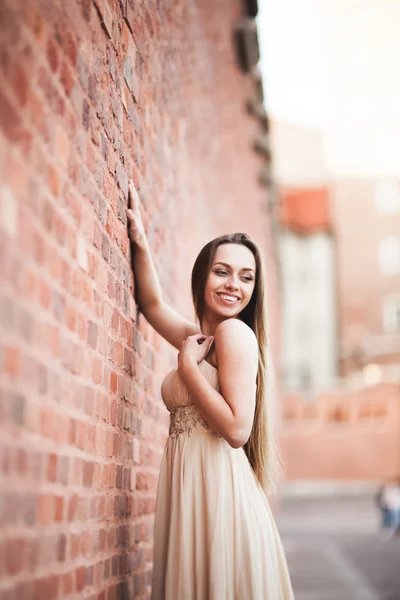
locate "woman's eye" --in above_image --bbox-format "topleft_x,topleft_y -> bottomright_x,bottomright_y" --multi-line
242,276 -> 253,282
215,270 -> 228,276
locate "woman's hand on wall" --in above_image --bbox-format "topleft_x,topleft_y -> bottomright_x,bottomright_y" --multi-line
127,180 -> 146,244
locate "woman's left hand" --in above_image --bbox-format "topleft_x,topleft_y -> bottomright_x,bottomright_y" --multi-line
178,334 -> 214,372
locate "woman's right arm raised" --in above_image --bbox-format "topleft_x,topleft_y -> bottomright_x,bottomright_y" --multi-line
126,181 -> 198,350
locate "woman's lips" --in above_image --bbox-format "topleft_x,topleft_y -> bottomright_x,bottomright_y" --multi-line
216,292 -> 240,304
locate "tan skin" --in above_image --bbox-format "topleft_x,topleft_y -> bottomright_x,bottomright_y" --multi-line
127,181 -> 258,448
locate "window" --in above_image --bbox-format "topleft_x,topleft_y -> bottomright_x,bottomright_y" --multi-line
379,237 -> 400,275
383,296 -> 400,334
375,181 -> 400,215
298,365 -> 312,392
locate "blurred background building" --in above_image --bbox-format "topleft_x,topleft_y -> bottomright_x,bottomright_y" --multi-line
259,0 -> 400,484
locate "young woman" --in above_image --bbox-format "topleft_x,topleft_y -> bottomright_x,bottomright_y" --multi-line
127,182 -> 294,599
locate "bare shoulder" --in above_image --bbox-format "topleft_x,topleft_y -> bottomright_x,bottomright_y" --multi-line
215,318 -> 257,342
215,319 -> 258,363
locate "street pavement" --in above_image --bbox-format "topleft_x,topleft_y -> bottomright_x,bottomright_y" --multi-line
277,494 -> 400,600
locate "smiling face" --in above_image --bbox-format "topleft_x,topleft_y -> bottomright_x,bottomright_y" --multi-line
203,243 -> 256,321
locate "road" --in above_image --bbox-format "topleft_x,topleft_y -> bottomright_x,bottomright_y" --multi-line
277,494 -> 400,600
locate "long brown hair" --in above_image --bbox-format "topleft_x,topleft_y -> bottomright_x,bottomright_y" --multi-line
191,233 -> 281,492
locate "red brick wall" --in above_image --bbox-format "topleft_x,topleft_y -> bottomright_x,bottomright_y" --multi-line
281,383 -> 400,481
0,1 -> 277,597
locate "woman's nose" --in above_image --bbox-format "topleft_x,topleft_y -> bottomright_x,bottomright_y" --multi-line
226,275 -> 239,289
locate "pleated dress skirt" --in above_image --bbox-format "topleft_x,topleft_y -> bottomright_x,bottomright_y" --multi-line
151,360 -> 294,600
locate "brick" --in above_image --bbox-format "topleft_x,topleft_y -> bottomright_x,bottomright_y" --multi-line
16,448 -> 28,475
81,0 -> 91,21
124,1 -> 135,34
4,346 -> 21,377
88,321 -> 98,348
57,455 -> 69,485
78,54 -> 89,90
61,59 -> 74,96
0,2 -> 283,598
11,393 -> 25,426
94,0 -> 113,38
47,453 -> 58,482
101,133 -> 108,160
83,461 -> 94,487
83,98 -> 90,130
110,371 -> 118,393
0,184 -> 17,238
6,538 -> 25,575
77,234 -> 88,271
136,471 -> 149,491
34,575 -> 60,599
0,88 -> 21,141
0,296 -> 14,332
46,35 -> 60,73
48,164 -> 61,197
76,565 -> 86,591
133,439 -> 140,464
54,125 -> 69,164
19,308 -> 33,341
130,467 -> 136,491
123,57 -> 140,103
62,571 -> 74,595
55,20 -> 77,67
37,494 -> 54,525
55,496 -> 64,521
70,533 -> 80,560
12,63 -> 29,107
57,533 -> 67,562
105,433 -> 113,459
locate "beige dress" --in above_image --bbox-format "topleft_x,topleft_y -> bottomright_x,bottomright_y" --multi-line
151,358 -> 294,600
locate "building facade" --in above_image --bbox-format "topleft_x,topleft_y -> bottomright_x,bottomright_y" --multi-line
0,1 -> 279,597
271,122 -> 400,483
259,0 -> 400,486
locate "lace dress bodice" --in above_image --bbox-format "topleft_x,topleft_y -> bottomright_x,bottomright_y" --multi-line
161,360 -> 220,438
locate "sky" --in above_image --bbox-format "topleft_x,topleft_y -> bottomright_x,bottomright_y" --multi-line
257,0 -> 400,177
258,0 -> 329,130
